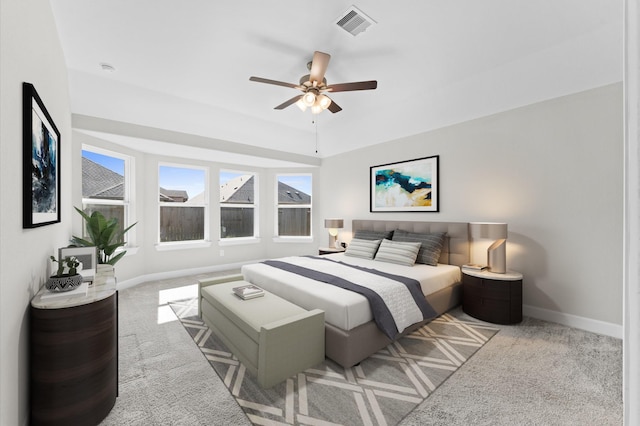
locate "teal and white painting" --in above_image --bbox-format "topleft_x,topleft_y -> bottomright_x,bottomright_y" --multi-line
370,155 -> 439,212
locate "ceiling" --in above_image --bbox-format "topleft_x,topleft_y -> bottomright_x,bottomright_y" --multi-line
50,1 -> 622,167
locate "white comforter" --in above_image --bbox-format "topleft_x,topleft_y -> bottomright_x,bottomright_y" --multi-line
241,253 -> 461,331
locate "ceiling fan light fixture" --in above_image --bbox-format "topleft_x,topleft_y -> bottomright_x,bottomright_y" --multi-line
311,104 -> 323,114
317,94 -> 332,110
296,99 -> 307,111
302,91 -> 316,107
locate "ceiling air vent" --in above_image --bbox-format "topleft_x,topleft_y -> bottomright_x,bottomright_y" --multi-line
335,6 -> 376,37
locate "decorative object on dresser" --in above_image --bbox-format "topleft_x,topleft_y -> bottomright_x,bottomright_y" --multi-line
22,82 -> 61,228
31,264 -> 118,426
46,255 -> 82,292
462,268 -> 523,324
59,245 -> 97,282
370,155 -> 439,212
324,218 -> 343,248
469,222 -> 508,273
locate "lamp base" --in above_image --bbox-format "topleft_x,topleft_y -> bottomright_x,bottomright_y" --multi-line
487,239 -> 506,273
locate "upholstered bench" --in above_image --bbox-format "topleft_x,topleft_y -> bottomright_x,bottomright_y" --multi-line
199,275 -> 325,388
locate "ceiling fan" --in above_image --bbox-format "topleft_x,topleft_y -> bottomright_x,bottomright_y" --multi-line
249,51 -> 377,114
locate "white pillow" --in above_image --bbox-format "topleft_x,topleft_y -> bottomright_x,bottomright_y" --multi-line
344,238 -> 381,259
374,239 -> 421,266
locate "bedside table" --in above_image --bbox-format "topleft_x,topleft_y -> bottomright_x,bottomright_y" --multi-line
462,269 -> 523,324
318,247 -> 346,255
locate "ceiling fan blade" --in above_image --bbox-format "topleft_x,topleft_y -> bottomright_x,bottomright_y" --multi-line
326,80 -> 378,92
250,76 -> 300,89
309,51 -> 331,84
327,100 -> 342,113
274,95 -> 302,110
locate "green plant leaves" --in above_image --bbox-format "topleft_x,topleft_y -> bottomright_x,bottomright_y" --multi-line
72,207 -> 137,265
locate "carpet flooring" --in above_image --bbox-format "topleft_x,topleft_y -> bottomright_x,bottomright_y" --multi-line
99,273 -> 623,425
169,297 -> 499,425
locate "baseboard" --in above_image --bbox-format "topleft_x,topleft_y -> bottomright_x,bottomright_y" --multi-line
523,304 -> 622,339
116,260 -> 260,291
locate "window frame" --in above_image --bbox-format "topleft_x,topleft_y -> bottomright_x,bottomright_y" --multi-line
219,169 -> 259,243
274,173 -> 313,241
157,162 -> 209,247
81,145 -> 136,249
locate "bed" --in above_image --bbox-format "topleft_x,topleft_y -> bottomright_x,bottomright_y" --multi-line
241,220 -> 470,368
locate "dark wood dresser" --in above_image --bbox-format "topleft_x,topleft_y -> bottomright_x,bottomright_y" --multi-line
462,269 -> 523,324
30,265 -> 117,426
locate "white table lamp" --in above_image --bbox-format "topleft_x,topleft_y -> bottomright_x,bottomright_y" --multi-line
324,219 -> 344,248
469,222 -> 508,273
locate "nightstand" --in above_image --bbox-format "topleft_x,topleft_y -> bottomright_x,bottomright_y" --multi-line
318,247 -> 346,255
462,269 -> 523,324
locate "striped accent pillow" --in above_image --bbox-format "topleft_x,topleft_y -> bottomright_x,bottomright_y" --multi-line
374,239 -> 421,266
344,238 -> 382,259
392,230 -> 446,266
353,230 -> 393,241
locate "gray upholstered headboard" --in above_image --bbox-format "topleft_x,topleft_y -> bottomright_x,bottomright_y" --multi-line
352,220 -> 470,267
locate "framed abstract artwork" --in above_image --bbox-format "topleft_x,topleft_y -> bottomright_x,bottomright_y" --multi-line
23,82 -> 61,228
370,155 -> 439,212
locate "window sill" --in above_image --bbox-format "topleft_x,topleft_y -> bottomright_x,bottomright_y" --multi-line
155,241 -> 213,251
219,237 -> 261,246
272,236 -> 314,244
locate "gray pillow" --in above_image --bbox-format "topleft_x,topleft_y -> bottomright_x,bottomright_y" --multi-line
353,230 -> 393,241
392,230 -> 446,266
374,239 -> 421,266
344,238 -> 382,259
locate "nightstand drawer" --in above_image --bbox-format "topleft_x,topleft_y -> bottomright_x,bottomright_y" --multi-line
463,296 -> 515,324
462,274 -> 511,300
461,271 -> 523,324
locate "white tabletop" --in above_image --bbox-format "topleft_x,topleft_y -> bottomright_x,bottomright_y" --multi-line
31,264 -> 116,309
462,268 -> 523,281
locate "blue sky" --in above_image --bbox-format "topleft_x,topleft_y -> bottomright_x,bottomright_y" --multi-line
159,165 -> 205,198
83,150 -> 124,175
278,175 -> 312,195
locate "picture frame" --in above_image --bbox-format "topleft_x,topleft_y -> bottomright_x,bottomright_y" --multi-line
59,246 -> 97,282
23,82 -> 61,228
370,155 -> 439,212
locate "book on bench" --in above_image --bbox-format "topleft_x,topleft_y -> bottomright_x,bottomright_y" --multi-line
233,284 -> 264,300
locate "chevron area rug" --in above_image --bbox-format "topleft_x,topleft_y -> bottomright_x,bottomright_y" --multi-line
169,298 -> 499,426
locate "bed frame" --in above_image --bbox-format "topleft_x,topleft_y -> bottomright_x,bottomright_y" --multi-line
325,220 -> 470,368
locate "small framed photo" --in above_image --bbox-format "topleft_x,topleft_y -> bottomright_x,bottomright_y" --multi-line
370,155 -> 439,212
59,246 -> 97,282
23,83 -> 61,228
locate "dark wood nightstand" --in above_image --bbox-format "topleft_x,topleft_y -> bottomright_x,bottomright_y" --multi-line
318,247 -> 346,255
462,269 -> 523,324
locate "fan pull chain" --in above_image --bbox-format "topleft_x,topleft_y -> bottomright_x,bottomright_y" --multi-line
313,116 -> 319,154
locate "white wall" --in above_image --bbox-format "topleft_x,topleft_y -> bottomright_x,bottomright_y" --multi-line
318,83 -> 623,332
0,0 -> 72,424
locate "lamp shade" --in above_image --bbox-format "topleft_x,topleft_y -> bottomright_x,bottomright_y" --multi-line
469,222 -> 507,239
324,219 -> 344,229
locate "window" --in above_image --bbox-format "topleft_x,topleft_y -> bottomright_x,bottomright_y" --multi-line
220,171 -> 257,239
158,164 -> 208,243
81,147 -> 133,244
276,174 -> 312,237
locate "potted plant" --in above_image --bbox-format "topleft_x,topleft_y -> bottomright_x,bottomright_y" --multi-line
70,207 -> 137,266
46,255 -> 83,292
